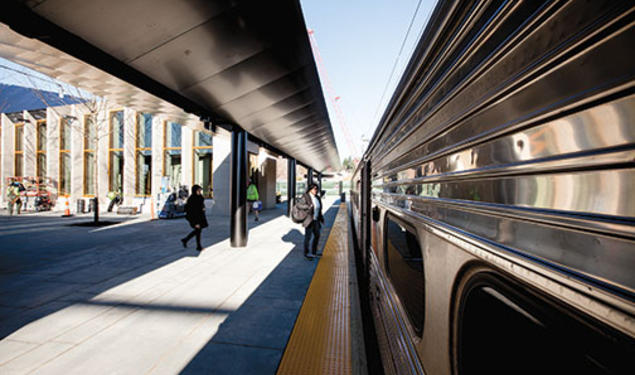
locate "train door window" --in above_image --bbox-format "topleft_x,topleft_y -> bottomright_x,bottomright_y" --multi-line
371,206 -> 380,255
455,272 -> 633,374
384,214 -> 424,336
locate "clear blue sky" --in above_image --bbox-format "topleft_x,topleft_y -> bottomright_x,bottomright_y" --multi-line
0,0 -> 437,160
300,0 -> 437,159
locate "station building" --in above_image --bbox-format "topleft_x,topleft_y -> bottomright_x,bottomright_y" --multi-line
0,99 -> 280,215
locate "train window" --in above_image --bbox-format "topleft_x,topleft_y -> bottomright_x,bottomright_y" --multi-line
385,214 -> 424,336
456,272 -> 633,374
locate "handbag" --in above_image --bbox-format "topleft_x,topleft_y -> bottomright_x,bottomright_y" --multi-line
291,197 -> 309,224
252,200 -> 262,211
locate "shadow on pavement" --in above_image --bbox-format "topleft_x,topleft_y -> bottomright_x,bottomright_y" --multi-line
0,205 -> 288,340
179,202 -> 341,375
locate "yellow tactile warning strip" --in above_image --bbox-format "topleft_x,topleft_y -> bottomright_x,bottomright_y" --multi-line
277,203 -> 352,375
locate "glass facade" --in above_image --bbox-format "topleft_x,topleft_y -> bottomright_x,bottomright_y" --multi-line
59,118 -> 71,195
36,121 -> 47,178
163,122 -> 182,190
14,123 -> 24,176
84,152 -> 95,196
109,111 -> 124,192
135,113 -> 152,196
109,151 -> 124,192
60,152 -> 71,195
193,131 -> 213,198
4,111 -> 222,203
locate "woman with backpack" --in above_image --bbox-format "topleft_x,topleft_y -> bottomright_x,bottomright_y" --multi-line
181,185 -> 208,251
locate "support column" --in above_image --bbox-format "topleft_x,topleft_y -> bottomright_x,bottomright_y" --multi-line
122,108 -> 136,205
286,158 -> 296,217
230,129 -> 248,247
23,111 -> 37,178
307,167 -> 313,188
317,172 -> 322,193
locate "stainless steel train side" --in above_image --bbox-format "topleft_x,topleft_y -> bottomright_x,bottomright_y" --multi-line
351,1 -> 635,374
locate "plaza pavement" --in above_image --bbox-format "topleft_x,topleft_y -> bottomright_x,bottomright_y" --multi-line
0,197 -> 340,374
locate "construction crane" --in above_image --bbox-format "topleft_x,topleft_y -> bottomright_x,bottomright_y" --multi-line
307,29 -> 360,157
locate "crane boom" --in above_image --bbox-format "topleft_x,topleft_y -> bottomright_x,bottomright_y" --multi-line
307,29 -> 359,157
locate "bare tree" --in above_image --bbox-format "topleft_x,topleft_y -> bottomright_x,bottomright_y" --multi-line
24,80 -> 133,224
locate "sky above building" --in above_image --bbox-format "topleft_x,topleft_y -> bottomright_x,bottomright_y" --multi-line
300,0 -> 437,158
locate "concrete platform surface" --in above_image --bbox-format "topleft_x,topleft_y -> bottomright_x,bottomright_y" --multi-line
0,198 -> 340,374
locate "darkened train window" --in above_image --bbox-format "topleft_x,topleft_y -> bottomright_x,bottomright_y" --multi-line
385,214 -> 424,336
456,272 -> 634,374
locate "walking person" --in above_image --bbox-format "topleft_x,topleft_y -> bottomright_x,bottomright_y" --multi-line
296,183 -> 324,260
181,185 -> 208,251
6,181 -> 21,215
247,179 -> 260,221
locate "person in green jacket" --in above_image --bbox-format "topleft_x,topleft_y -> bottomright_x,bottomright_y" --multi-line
6,181 -> 21,215
247,179 -> 260,221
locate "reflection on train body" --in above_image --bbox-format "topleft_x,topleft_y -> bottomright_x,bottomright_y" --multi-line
350,0 -> 635,374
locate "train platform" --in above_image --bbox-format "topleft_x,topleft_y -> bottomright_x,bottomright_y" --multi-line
0,197 -> 365,374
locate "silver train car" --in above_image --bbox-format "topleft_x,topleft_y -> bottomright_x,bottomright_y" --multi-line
350,0 -> 634,373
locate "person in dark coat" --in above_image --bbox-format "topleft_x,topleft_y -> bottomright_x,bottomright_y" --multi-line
181,185 -> 208,251
295,183 -> 324,260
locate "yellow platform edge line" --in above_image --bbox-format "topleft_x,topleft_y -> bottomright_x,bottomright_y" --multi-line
277,203 -> 352,375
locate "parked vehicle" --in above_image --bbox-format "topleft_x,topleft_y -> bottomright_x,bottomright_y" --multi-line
159,185 -> 189,219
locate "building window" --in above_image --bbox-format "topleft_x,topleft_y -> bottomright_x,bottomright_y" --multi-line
193,130 -> 213,198
385,214 -> 425,336
109,111 -> 124,193
36,120 -> 47,178
59,118 -> 71,195
135,113 -> 152,196
14,122 -> 24,177
83,115 -> 96,196
163,121 -> 182,190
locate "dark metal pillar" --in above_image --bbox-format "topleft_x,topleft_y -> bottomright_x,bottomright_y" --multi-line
317,173 -> 322,193
307,168 -> 314,189
230,129 -> 248,247
287,158 -> 296,218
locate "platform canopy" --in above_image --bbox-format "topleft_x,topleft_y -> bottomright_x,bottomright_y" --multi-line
0,0 -> 340,171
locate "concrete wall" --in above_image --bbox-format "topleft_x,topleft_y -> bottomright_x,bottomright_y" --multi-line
258,156 -> 277,209
212,128 -> 231,216
0,114 -> 15,204
122,108 -> 136,205
23,111 -> 37,178
150,115 -> 164,204
46,107 -> 61,192
182,126 -> 194,189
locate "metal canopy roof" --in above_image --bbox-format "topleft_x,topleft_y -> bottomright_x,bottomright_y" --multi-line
0,0 -> 339,171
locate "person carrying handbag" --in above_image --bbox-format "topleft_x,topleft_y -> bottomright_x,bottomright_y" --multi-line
247,179 -> 260,222
181,185 -> 208,251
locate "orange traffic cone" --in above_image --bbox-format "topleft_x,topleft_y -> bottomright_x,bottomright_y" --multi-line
62,199 -> 73,217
